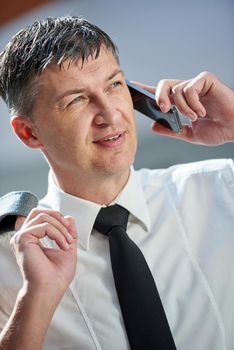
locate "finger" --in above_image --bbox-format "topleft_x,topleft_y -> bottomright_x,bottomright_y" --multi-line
182,82 -> 207,117
155,79 -> 183,113
152,122 -> 195,142
171,82 -> 199,121
15,215 -> 26,231
23,208 -> 68,227
14,222 -> 72,251
64,216 -> 77,240
62,217 -> 78,256
151,122 -> 177,137
170,80 -> 207,119
130,81 -> 156,94
23,211 -> 74,245
23,210 -> 77,247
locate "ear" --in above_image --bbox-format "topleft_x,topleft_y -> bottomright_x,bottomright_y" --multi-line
11,116 -> 43,149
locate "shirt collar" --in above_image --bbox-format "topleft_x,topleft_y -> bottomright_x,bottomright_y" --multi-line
114,167 -> 150,232
40,167 -> 150,250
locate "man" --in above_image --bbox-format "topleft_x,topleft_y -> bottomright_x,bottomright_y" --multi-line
0,16 -> 233,350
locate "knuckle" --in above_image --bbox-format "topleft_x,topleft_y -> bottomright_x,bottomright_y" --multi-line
199,71 -> 211,78
157,79 -> 169,88
41,222 -> 50,230
30,208 -> 62,218
198,71 -> 216,82
10,231 -> 23,247
45,208 -> 63,216
171,85 -> 181,95
30,207 -> 40,215
37,212 -> 48,221
183,85 -> 194,95
158,78 -> 166,85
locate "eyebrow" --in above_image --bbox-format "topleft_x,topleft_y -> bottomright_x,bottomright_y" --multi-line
108,68 -> 124,81
55,88 -> 85,103
55,69 -> 124,103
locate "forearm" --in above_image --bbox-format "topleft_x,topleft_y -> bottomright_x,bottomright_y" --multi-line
0,283 -> 62,350
0,210 -> 77,349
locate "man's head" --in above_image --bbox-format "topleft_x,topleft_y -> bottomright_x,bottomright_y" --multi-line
0,16 -> 137,201
0,16 -> 119,117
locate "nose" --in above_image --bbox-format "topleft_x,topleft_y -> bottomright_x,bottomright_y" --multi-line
93,95 -> 121,127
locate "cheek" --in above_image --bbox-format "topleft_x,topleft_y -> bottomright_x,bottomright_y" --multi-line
63,119 -> 93,151
121,93 -> 135,123
56,112 -> 89,140
126,106 -> 136,129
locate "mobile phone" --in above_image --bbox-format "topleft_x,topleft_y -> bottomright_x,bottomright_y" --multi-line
126,80 -> 182,133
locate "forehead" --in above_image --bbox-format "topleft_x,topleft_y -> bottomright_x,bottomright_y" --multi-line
38,48 -> 120,91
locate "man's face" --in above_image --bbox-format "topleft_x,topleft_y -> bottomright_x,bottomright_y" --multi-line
30,47 -> 137,187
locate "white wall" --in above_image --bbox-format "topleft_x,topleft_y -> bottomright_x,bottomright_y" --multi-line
0,0 -> 233,197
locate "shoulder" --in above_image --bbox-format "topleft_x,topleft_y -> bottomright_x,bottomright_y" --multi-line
135,158 -> 234,189
0,191 -> 38,235
0,191 -> 38,219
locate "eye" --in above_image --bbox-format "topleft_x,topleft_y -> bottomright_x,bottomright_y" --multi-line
67,96 -> 82,107
111,81 -> 122,89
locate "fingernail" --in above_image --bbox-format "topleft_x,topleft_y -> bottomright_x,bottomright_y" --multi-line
159,102 -> 166,111
67,233 -> 74,243
190,113 -> 198,121
61,216 -> 68,224
198,110 -> 206,117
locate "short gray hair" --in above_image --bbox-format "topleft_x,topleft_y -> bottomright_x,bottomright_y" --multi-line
0,16 -> 119,117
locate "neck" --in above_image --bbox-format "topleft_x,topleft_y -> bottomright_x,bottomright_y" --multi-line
51,168 -> 131,205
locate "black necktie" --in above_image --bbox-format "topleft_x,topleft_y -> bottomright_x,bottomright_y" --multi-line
94,204 -> 177,350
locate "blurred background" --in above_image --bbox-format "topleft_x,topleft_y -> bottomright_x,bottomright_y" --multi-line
0,0 -> 233,197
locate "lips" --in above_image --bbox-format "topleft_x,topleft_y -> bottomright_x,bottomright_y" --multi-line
93,131 -> 126,147
103,134 -> 121,141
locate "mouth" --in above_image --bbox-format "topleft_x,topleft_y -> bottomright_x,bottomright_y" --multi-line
93,131 -> 126,147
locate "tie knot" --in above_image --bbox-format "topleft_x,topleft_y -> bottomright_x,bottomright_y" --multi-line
94,204 -> 129,235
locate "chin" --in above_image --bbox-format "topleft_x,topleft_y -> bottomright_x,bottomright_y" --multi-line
95,156 -> 133,178
111,164 -> 131,176
93,144 -> 136,176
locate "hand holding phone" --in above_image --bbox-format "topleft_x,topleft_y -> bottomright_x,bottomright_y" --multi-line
126,80 -> 182,133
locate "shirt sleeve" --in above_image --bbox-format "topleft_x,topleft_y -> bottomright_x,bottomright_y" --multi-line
0,191 -> 38,232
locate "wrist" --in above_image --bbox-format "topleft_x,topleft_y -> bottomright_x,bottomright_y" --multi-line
21,279 -> 66,307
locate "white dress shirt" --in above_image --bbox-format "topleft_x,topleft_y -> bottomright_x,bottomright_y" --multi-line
0,159 -> 234,350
